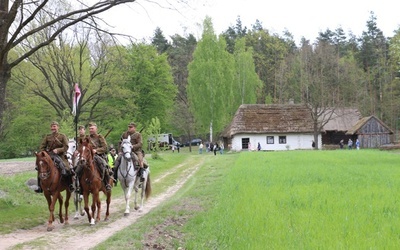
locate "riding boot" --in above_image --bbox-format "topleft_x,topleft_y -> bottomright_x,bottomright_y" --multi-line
113,166 -> 119,186
104,173 -> 112,192
59,164 -> 67,176
68,176 -> 75,192
138,167 -> 145,182
35,176 -> 43,193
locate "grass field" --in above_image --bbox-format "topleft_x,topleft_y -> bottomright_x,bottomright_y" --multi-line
2,149 -> 400,249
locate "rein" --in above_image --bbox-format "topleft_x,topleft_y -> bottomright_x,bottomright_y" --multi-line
78,147 -> 102,183
120,141 -> 136,186
37,158 -> 62,192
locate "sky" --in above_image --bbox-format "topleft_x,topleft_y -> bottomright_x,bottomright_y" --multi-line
98,0 -> 400,45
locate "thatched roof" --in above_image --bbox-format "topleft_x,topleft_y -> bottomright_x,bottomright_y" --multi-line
346,115 -> 394,135
223,104 -> 314,137
321,108 -> 362,132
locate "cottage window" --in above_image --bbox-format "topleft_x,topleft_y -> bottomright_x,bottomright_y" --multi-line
279,136 -> 286,144
242,138 -> 250,149
267,136 -> 274,144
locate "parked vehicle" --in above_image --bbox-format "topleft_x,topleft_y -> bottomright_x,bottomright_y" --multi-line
172,139 -> 181,147
148,133 -> 181,150
184,138 -> 202,146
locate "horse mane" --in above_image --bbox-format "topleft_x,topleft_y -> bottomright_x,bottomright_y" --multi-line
35,151 -> 52,165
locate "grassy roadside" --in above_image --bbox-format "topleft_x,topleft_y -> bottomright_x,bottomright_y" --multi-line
3,149 -> 400,249
97,149 -> 400,249
95,151 -> 236,249
0,150 -> 193,234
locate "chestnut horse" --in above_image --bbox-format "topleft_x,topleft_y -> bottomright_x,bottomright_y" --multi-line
77,139 -> 112,225
35,151 -> 71,231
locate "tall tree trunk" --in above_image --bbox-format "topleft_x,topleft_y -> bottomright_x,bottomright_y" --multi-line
0,62 -> 11,136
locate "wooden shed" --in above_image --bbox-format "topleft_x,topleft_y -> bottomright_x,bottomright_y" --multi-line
321,108 -> 362,145
345,115 -> 393,148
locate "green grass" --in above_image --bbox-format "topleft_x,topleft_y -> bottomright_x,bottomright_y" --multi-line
3,149 -> 400,249
0,151 -> 191,234
183,150 -> 400,249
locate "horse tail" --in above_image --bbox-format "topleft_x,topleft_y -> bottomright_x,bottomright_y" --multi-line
145,174 -> 151,199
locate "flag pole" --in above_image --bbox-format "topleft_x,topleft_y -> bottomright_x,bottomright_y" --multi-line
72,83 -> 81,146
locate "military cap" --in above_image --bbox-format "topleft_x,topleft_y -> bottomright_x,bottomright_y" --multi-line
78,125 -> 85,130
128,122 -> 136,127
50,121 -> 59,126
88,122 -> 97,127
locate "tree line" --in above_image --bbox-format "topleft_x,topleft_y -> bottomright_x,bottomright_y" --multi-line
1,6 -> 399,158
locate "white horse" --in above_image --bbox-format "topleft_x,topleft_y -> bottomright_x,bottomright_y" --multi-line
117,136 -> 137,216
67,139 -> 85,219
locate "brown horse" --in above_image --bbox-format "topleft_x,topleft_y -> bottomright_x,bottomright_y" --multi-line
35,151 -> 71,231
77,138 -> 112,225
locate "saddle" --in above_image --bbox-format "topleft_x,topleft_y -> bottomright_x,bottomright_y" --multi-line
49,152 -> 69,176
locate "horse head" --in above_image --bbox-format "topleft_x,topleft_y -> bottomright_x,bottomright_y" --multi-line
77,138 -> 94,170
35,151 -> 54,180
121,136 -> 132,160
67,139 -> 77,167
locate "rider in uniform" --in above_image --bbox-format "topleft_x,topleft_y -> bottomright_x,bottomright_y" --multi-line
87,122 -> 112,192
35,121 -> 74,193
74,124 -> 87,194
114,122 -> 145,183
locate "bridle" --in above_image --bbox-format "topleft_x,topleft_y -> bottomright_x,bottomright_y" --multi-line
77,145 -> 101,182
37,160 -> 51,180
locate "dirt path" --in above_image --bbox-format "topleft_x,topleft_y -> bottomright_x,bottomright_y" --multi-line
0,158 -> 203,249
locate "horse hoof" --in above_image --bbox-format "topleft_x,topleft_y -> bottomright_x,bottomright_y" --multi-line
80,211 -> 86,216
124,212 -> 129,216
134,206 -> 139,211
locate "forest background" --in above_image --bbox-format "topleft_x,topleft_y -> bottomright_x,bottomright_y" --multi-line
1,2 -> 400,158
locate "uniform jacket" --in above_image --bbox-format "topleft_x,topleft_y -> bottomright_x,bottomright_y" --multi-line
40,132 -> 68,156
120,131 -> 142,153
88,134 -> 108,155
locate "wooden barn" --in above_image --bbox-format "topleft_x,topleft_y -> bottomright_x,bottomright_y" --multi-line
221,104 -> 321,151
321,108 -> 362,145
346,115 -> 393,148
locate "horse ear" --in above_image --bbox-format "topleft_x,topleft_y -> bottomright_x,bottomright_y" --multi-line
127,135 -> 131,141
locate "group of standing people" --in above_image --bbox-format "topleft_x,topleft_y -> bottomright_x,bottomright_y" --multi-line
339,138 -> 360,150
199,141 -> 224,155
34,121 -> 145,193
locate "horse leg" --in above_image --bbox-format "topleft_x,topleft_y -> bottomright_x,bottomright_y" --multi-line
44,193 -> 55,231
58,193 -> 64,224
123,184 -> 132,216
74,191 -> 80,219
47,193 -> 59,231
95,191 -> 102,223
140,181 -> 146,211
79,195 -> 85,216
104,192 -> 111,221
64,190 -> 71,225
91,192 -> 99,224
83,193 -> 92,225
